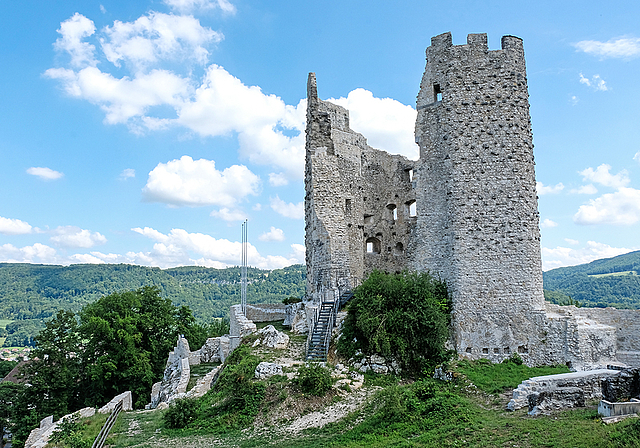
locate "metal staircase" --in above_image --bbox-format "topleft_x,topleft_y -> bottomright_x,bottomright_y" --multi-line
306,290 -> 354,362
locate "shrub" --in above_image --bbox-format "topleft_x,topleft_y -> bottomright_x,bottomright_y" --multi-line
49,413 -> 91,448
163,397 -> 199,429
282,296 -> 302,305
294,364 -> 335,396
337,270 -> 452,376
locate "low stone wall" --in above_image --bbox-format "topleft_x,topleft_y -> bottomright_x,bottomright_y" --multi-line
508,369 -> 620,411
245,303 -> 287,322
599,398 -> 640,417
230,304 -> 257,351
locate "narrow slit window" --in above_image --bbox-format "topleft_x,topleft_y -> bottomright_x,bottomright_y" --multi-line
406,200 -> 417,217
434,83 -> 442,102
387,204 -> 397,221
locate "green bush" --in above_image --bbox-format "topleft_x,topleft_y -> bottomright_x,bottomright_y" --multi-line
294,364 -> 334,396
49,413 -> 91,448
163,397 -> 199,429
337,270 -> 452,376
282,296 -> 302,305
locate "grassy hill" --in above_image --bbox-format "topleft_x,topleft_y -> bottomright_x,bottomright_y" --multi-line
0,263 -> 305,347
543,250 -> 640,309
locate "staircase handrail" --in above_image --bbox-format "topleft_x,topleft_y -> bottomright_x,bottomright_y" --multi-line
91,400 -> 123,448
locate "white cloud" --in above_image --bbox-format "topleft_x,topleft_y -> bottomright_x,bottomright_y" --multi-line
119,168 -> 135,180
100,5 -> 107,14
270,196 -> 304,219
289,243 -> 305,264
579,73 -> 608,91
0,243 -> 59,264
163,0 -> 236,14
574,36 -> 640,59
27,167 -> 64,180
53,13 -> 98,68
574,187 -> 640,225
0,217 -> 33,235
130,226 -> 300,269
210,207 -> 247,221
579,164 -> 629,188
540,219 -> 558,228
542,241 -> 636,271
100,12 -> 222,71
44,66 -> 192,126
259,226 -> 285,242
329,88 -> 418,160
536,181 -> 564,195
268,172 -> 289,187
570,184 -> 598,195
564,238 -> 579,245
570,95 -> 579,105
634,152 -> 640,164
50,226 -> 107,248
177,65 -> 306,180
143,156 -> 260,207
253,203 -> 262,211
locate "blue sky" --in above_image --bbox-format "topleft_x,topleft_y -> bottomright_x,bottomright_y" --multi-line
1,0 -> 639,271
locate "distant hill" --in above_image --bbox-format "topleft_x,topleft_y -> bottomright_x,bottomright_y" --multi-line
0,263 -> 306,347
543,250 -> 640,309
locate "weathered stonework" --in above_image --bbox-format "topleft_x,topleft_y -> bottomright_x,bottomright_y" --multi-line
305,31 -> 640,368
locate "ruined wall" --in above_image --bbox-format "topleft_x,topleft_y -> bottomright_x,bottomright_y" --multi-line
411,32 -> 545,362
304,32 -> 640,368
305,73 -> 415,301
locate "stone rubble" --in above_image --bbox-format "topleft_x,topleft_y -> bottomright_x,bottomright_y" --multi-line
252,325 -> 290,349
255,361 -> 284,380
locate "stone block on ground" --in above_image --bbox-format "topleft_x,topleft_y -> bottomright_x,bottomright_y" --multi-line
256,325 -> 290,349
99,390 -> 133,413
255,361 -> 283,380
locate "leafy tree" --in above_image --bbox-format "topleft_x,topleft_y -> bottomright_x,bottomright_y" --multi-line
338,270 -> 452,376
0,382 -> 23,448
78,286 -> 177,408
23,310 -> 84,417
0,360 -> 17,379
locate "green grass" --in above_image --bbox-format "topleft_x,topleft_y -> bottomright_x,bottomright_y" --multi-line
186,362 -> 220,391
456,359 -> 570,394
588,271 -> 638,278
255,320 -> 287,332
0,319 -> 13,328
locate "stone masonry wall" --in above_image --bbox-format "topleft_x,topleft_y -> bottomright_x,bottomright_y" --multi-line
305,73 -> 415,301
410,32 -> 545,363
304,31 -> 640,368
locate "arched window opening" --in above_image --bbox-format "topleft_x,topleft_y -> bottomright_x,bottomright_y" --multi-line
366,237 -> 381,254
394,242 -> 404,256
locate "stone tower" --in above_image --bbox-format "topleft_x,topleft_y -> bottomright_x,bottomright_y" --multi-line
305,32 -> 640,368
410,32 -> 545,359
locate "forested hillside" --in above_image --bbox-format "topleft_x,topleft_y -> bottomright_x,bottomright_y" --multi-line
543,250 -> 640,308
0,263 -> 306,347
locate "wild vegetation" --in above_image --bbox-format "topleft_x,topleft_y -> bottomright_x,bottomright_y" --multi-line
543,250 -> 640,309
337,270 -> 452,375
3,287 -> 227,448
0,263 -> 305,347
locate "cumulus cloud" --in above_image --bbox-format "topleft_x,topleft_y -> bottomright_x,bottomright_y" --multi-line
540,219 -> 558,228
101,12 -> 222,70
53,13 -> 98,68
142,156 -> 260,207
574,36 -> 640,59
536,181 -> 564,195
163,0 -> 236,14
50,226 -> 107,248
329,89 -> 418,160
579,73 -> 608,91
634,152 -> 640,164
0,243 -> 58,264
570,184 -> 598,195
210,207 -> 247,221
0,217 -> 33,235
27,167 -> 64,180
270,196 -> 304,219
177,65 -> 306,179
130,226 -> 301,269
44,66 -> 192,126
268,172 -> 289,187
542,241 -> 636,271
119,168 -> 135,180
259,226 -> 285,242
574,187 -> 640,225
579,164 -> 629,188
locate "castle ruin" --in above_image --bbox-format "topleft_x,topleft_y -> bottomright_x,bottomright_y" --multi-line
305,32 -> 640,369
